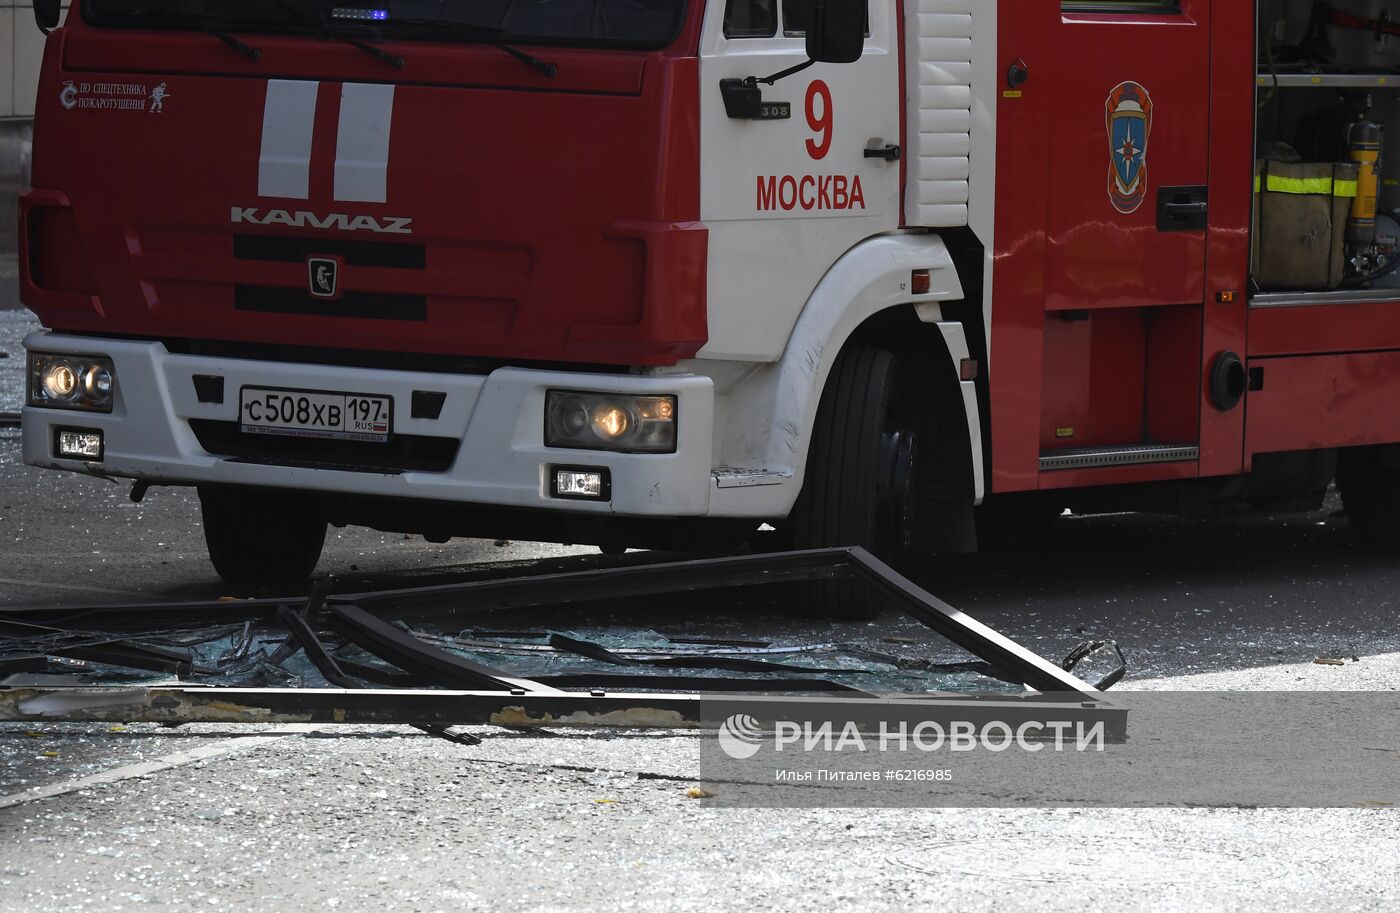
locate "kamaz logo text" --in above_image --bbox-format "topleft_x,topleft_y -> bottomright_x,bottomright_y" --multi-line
230,207 -> 413,235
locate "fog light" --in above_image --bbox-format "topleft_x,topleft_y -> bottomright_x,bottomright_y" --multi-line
552,467 -> 610,500
55,428 -> 104,461
545,390 -> 677,453
28,352 -> 116,412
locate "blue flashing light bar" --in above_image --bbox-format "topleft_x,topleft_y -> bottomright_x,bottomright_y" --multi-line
330,8 -> 390,21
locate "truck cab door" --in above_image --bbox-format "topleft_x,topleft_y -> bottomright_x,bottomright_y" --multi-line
991,1 -> 1221,490
698,0 -> 902,361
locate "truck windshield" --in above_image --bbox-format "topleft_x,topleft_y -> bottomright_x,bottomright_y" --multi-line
82,0 -> 688,49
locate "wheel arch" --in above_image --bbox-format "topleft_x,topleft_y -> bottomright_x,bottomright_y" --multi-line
706,232 -> 984,520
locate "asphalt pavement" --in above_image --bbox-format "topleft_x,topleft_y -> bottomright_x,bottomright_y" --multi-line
2,307 -> 1398,912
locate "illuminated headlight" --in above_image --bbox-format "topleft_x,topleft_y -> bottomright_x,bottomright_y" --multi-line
545,390 -> 677,453
55,428 -> 104,461
28,353 -> 116,412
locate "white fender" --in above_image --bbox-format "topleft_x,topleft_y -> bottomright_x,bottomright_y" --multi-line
673,232 -> 981,518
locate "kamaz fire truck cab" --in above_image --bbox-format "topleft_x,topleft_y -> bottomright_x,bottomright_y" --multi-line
20,1 -> 1400,617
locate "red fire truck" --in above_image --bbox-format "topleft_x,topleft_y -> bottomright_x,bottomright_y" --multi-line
18,0 -> 1400,615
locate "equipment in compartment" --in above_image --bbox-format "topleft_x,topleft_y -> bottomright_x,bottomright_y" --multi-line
1252,159 -> 1357,289
1264,2 -> 1400,67
1372,211 -> 1400,285
1256,2 -> 1400,291
1346,98 -> 1383,249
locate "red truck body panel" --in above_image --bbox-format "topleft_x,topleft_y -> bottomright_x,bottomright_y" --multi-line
23,16 -> 707,366
990,0 -> 1264,493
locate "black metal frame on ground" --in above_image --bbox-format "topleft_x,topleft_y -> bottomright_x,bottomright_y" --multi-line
0,548 -> 1124,738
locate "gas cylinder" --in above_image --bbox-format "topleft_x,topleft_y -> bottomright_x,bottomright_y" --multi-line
1348,111 -> 1384,249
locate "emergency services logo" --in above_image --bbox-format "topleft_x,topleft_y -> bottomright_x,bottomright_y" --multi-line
59,81 -> 78,110
1106,81 -> 1153,214
148,82 -> 170,114
717,714 -> 765,760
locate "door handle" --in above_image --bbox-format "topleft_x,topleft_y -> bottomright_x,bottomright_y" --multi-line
864,144 -> 902,162
718,78 -> 791,120
1157,185 -> 1209,231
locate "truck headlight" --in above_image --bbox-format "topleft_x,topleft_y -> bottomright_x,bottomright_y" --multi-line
28,353 -> 116,412
545,390 -> 677,454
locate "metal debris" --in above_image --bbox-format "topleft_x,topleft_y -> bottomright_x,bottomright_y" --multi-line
1,548 -> 1123,736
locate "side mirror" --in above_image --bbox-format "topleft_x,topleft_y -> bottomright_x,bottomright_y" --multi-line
34,0 -> 61,33
717,0 -> 866,115
806,0 -> 866,65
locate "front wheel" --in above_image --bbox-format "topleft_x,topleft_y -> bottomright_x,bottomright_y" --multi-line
198,486 -> 327,586
786,346 -> 923,619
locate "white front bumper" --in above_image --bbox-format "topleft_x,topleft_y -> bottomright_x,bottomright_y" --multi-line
21,332 -> 716,517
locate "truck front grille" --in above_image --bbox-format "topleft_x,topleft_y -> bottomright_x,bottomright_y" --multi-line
231,233 -> 428,321
233,286 -> 427,321
232,234 -> 426,269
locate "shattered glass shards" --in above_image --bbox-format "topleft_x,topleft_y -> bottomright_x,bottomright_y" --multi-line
2,620 -> 1026,695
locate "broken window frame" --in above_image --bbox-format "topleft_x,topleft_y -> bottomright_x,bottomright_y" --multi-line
0,548 -> 1125,739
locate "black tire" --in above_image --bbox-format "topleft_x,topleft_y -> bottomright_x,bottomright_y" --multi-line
1338,445 -> 1400,550
787,346 -> 905,619
198,486 -> 327,586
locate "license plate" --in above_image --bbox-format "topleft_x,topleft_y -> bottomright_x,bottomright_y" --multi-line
238,387 -> 392,443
